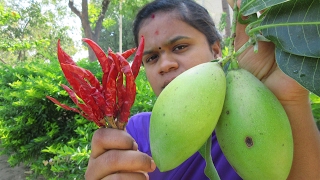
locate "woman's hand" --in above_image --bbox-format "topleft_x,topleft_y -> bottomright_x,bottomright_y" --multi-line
235,23 -> 309,104
228,0 -> 308,104
85,128 -> 156,180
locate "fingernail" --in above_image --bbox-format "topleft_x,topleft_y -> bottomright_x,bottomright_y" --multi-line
150,160 -> 156,170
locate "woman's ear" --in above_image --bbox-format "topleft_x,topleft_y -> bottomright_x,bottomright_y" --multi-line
211,41 -> 222,59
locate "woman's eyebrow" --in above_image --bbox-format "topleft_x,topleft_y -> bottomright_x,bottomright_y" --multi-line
167,36 -> 190,45
143,50 -> 154,56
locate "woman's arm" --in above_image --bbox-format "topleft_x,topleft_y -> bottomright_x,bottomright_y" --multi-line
283,93 -> 320,179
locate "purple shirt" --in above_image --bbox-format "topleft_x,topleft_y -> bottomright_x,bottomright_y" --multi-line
126,112 -> 242,180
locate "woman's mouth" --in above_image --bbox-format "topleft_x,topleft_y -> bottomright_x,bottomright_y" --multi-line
162,78 -> 176,89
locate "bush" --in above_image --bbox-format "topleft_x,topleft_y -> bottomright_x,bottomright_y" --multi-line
131,67 -> 157,115
0,56 -> 156,179
0,58 -> 94,178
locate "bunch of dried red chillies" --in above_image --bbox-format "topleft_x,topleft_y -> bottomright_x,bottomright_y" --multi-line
46,37 -> 144,130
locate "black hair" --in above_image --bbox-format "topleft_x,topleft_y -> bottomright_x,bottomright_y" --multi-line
133,0 -> 222,47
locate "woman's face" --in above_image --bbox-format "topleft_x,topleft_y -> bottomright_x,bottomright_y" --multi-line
138,11 -> 221,96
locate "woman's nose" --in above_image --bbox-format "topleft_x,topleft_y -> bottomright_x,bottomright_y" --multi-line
158,54 -> 178,74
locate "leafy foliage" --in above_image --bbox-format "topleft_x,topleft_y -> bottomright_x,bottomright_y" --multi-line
0,2 -> 20,26
0,1 -> 76,64
261,0 -> 320,96
131,67 -> 157,115
32,116 -> 96,180
240,0 -> 288,16
97,0 -> 151,52
0,58 -> 92,177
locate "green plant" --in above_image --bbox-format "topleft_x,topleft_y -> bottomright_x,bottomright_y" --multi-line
0,58 -> 100,178
131,67 -> 157,115
0,59 -> 67,165
31,115 -> 96,180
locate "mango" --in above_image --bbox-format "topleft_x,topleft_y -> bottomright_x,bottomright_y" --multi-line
150,62 -> 226,172
215,68 -> 293,179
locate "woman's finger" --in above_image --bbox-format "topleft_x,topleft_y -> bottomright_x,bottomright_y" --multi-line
101,172 -> 149,180
90,128 -> 137,158
85,150 -> 156,180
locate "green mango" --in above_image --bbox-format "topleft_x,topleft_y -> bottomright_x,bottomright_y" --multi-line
150,62 -> 226,172
216,68 -> 293,179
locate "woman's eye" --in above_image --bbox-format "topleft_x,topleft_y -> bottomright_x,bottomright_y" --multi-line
173,44 -> 188,52
146,54 -> 159,64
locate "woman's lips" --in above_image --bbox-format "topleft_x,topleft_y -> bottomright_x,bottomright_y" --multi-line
162,77 -> 176,89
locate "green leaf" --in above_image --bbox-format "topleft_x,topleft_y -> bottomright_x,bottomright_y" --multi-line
240,0 -> 289,16
275,49 -> 320,96
261,0 -> 320,58
258,0 -> 320,96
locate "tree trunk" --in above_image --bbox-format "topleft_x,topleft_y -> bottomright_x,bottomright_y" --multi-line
221,0 -> 231,38
119,0 -> 123,53
68,0 -> 111,61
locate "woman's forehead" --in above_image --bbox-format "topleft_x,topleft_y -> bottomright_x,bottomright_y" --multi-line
138,12 -> 189,42
140,25 -> 185,45
140,10 -> 181,28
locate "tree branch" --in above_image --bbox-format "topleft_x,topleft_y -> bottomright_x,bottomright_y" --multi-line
0,58 -> 7,64
94,0 -> 111,37
68,0 -> 81,18
81,0 -> 94,39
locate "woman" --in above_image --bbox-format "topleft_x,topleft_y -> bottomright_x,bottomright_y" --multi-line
85,0 -> 320,179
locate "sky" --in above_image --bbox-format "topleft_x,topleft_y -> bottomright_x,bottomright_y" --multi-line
64,17 -> 89,61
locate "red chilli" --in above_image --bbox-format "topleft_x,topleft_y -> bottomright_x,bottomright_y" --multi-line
46,37 -> 145,130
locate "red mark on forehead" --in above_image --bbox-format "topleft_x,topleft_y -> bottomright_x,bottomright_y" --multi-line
151,14 -> 155,19
155,30 -> 159,35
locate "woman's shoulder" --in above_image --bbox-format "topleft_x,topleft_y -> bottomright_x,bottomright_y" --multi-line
130,112 -> 152,119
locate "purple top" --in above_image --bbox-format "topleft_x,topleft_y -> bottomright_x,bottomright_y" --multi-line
126,112 -> 242,180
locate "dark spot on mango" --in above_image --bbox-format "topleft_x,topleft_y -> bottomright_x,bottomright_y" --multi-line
226,110 -> 230,115
163,113 -> 165,116
245,136 -> 254,148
